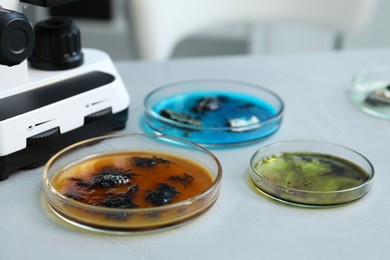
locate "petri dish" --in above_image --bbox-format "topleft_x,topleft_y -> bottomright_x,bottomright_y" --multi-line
43,134 -> 222,234
249,140 -> 374,207
350,66 -> 390,119
144,79 -> 284,146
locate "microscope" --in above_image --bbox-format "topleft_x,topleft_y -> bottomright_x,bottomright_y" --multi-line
0,0 -> 130,180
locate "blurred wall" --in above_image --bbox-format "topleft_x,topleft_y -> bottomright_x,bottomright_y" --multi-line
24,0 -> 390,60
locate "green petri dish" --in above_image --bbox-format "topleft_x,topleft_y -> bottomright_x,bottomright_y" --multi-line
249,140 -> 374,207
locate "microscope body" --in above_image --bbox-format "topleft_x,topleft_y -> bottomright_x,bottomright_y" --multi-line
0,0 -> 130,180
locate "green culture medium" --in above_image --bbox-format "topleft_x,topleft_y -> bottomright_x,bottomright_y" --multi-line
250,152 -> 373,207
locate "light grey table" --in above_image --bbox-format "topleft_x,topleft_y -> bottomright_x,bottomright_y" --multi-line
1,49 -> 390,260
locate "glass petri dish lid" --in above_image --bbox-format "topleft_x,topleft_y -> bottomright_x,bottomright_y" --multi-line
350,66 -> 390,119
144,79 -> 284,146
43,134 -> 222,234
249,140 -> 374,207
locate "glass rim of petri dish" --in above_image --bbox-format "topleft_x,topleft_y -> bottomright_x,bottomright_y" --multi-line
144,78 -> 285,132
249,140 -> 374,206
352,66 -> 390,87
42,133 -> 223,233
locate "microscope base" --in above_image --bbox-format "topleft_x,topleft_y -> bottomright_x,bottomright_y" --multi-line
0,109 -> 128,181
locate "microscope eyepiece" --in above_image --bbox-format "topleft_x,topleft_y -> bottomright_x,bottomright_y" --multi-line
0,8 -> 35,66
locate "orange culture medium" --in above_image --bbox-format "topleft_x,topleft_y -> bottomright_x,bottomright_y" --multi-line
51,151 -> 214,208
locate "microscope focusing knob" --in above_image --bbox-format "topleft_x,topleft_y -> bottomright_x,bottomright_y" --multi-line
29,17 -> 84,70
0,9 -> 35,66
26,127 -> 60,146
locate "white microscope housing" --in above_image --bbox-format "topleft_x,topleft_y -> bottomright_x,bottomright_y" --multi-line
0,0 -> 130,180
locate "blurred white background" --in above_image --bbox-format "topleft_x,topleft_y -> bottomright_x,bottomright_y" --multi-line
25,0 -> 390,61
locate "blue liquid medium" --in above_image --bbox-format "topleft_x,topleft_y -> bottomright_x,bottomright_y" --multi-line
147,91 -> 282,145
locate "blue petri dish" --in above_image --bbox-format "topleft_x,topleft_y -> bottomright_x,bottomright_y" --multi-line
144,79 -> 284,146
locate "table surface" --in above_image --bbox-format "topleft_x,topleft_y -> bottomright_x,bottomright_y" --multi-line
2,48 -> 390,260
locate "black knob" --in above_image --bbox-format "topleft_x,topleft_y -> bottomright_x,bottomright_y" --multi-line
84,108 -> 112,124
0,9 -> 35,66
29,17 -> 83,70
26,127 -> 60,146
